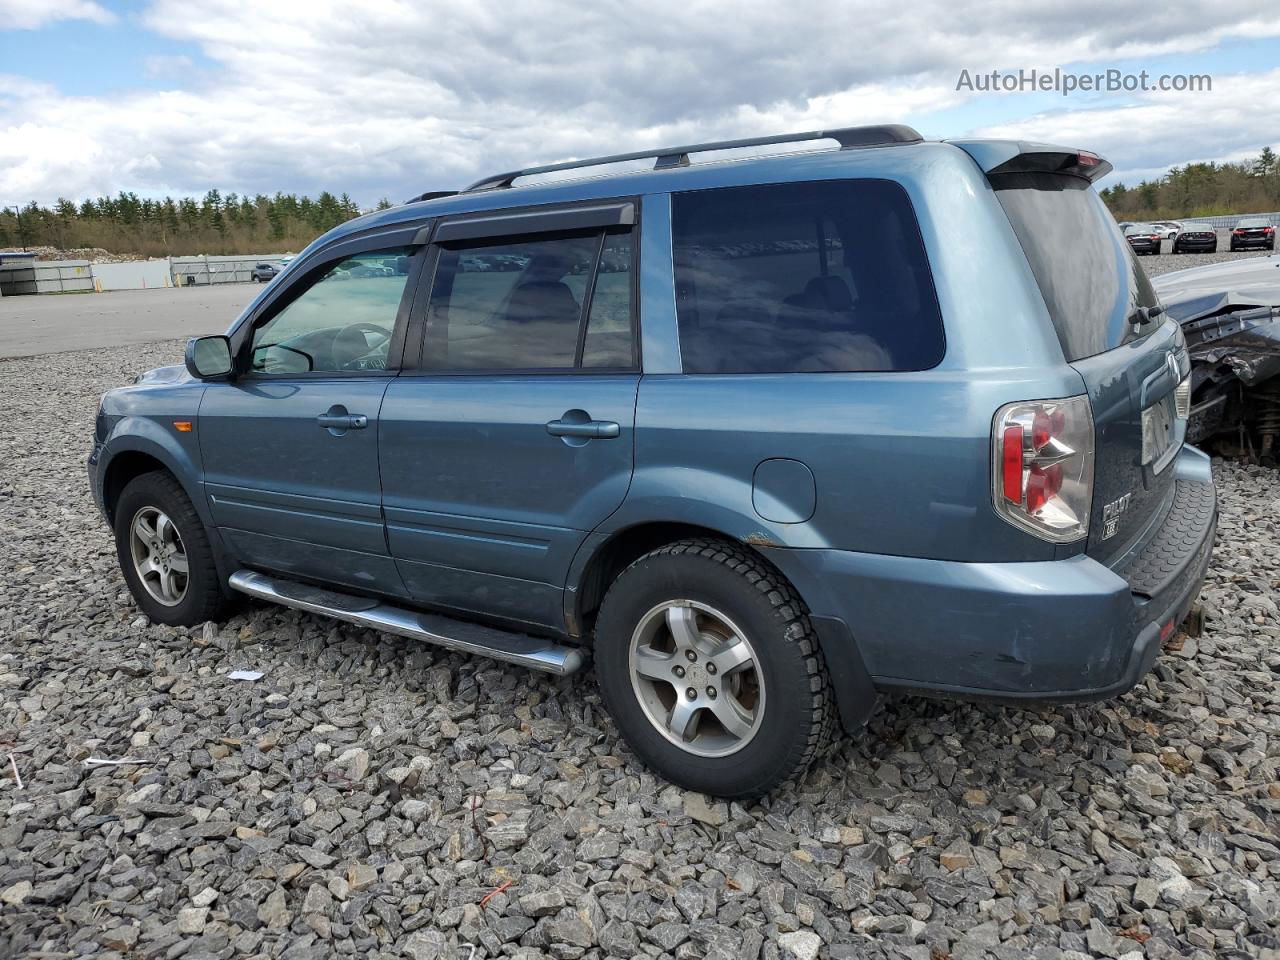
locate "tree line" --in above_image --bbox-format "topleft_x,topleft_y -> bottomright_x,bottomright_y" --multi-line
0,190 -> 395,258
1100,147 -> 1279,221
3,146 -> 1277,257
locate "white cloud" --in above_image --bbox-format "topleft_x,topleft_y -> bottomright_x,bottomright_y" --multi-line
0,0 -> 114,30
144,55 -> 195,77
1,0 -> 1279,203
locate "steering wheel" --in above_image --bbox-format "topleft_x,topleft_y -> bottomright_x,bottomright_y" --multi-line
332,322 -> 392,369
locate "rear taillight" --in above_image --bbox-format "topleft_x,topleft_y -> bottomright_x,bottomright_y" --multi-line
992,396 -> 1094,542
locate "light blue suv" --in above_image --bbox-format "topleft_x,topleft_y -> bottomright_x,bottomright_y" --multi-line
89,125 -> 1216,796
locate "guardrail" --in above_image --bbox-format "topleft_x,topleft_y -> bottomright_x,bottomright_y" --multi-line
1174,212 -> 1280,230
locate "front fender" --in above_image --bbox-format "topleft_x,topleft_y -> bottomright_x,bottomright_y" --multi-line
100,418 -> 211,528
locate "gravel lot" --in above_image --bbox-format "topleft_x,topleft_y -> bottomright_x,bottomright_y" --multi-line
1,341 -> 1278,960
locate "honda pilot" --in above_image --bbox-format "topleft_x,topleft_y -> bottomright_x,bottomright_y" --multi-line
89,126 -> 1216,797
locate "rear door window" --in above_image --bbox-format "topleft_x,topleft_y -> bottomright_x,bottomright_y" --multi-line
422,229 -> 636,371
671,179 -> 944,374
993,173 -> 1159,361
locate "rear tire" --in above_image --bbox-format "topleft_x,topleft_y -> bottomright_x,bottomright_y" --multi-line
114,471 -> 228,626
594,538 -> 834,798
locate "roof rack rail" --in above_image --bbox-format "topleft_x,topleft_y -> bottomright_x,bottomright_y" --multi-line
462,124 -> 923,193
406,190 -> 459,204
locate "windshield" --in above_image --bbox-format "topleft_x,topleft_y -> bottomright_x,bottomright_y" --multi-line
1124,223 -> 1156,234
994,172 -> 1161,362
1238,218 -> 1269,227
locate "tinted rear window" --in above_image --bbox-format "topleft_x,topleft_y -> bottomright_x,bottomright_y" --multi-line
994,173 -> 1159,362
671,179 -> 944,374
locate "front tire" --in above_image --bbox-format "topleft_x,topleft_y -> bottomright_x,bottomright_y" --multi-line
114,471 -> 227,626
594,539 -> 834,798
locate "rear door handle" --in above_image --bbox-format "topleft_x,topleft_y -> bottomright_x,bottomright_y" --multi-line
317,413 -> 368,430
546,418 -> 620,439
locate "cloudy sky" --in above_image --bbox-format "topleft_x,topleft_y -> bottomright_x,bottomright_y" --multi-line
2,0 -> 1279,208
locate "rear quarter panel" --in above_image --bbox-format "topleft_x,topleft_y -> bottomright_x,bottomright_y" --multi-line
620,148 -> 1089,563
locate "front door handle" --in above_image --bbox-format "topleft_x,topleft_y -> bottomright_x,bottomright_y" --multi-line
546,416 -> 620,439
317,413 -> 368,430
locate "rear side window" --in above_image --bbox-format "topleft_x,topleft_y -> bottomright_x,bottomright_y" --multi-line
671,179 -> 944,374
422,229 -> 636,371
993,173 -> 1159,362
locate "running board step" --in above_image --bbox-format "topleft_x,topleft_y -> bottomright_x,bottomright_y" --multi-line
227,570 -> 585,676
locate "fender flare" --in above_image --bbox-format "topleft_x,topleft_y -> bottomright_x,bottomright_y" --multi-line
100,425 -> 240,594
101,420 -> 212,527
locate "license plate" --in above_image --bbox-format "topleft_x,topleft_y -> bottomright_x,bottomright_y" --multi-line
1141,394 -> 1176,465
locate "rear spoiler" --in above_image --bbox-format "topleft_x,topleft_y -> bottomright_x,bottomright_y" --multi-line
948,139 -> 1113,183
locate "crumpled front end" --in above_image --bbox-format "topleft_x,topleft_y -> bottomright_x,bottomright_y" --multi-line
1153,257 -> 1280,461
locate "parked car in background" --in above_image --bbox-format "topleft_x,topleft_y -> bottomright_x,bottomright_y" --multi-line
89,127 -> 1214,797
1229,217 -> 1276,252
1123,222 -> 1162,255
1153,221 -> 1183,241
250,262 -> 280,282
1173,225 -> 1218,254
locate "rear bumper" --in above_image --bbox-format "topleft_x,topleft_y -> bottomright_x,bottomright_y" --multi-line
1176,237 -> 1217,250
1230,236 -> 1273,248
772,446 -> 1216,704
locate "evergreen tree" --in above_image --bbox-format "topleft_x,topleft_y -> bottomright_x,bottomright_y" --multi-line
0,185 -> 372,256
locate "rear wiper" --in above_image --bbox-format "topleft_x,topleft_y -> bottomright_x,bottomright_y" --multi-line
1130,304 -> 1165,332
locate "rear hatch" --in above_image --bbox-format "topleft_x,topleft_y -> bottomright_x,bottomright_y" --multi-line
991,169 -> 1187,566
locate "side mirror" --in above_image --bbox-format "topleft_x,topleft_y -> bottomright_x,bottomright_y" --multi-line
185,335 -> 234,380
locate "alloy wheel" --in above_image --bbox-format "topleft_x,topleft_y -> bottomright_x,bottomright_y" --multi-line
128,506 -> 189,606
627,600 -> 766,757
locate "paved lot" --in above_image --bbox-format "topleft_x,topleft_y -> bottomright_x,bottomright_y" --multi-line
0,340 -> 1277,960
0,244 -> 1271,361
0,284 -> 260,359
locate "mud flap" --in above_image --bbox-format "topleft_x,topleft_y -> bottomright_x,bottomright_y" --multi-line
809,615 -> 879,734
